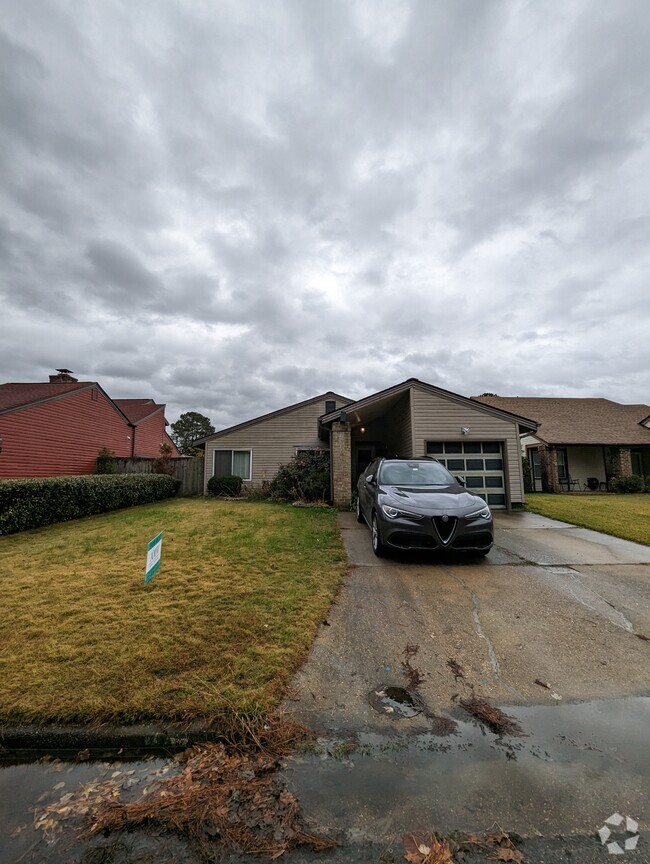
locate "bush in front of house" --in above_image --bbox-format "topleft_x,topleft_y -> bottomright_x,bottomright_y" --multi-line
206,475 -> 243,497
608,474 -> 645,493
96,447 -> 117,474
0,474 -> 180,535
269,450 -> 330,503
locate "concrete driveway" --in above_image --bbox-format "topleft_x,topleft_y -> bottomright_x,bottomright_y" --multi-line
282,511 -> 650,859
288,511 -> 650,731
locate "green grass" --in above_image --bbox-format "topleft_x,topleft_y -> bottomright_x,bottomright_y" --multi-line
525,493 -> 650,546
0,499 -> 347,726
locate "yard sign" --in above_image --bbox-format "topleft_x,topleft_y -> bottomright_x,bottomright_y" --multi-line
145,532 -> 163,583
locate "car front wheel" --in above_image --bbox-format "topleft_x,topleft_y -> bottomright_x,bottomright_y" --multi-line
371,512 -> 386,557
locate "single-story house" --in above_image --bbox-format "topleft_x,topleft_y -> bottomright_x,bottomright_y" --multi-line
195,378 -> 539,509
473,396 -> 650,492
0,369 -> 180,478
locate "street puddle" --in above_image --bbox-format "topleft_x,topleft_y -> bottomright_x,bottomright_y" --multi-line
368,686 -> 422,718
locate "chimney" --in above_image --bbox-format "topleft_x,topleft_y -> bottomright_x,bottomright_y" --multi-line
49,368 -> 78,383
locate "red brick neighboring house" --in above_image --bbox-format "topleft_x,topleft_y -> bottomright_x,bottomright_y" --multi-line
0,370 -> 179,478
113,399 -> 180,458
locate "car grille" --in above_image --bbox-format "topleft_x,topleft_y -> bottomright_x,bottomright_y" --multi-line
389,532 -> 436,549
432,516 -> 457,545
451,532 -> 493,550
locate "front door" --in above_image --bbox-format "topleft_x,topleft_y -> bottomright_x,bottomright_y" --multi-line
355,446 -> 375,481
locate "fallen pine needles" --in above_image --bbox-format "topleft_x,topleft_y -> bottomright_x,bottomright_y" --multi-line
459,698 -> 525,737
86,742 -> 336,860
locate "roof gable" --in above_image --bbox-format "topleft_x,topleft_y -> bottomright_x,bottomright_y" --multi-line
195,391 -> 352,444
114,399 -> 165,424
0,381 -> 93,413
321,378 -> 538,431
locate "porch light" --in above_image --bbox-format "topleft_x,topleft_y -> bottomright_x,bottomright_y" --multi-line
461,426 -> 470,435
360,427 -> 366,433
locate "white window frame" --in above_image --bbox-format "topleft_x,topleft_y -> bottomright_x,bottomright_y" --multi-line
213,448 -> 252,481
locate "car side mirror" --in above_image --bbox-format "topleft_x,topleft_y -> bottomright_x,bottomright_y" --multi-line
455,475 -> 466,486
366,474 -> 375,485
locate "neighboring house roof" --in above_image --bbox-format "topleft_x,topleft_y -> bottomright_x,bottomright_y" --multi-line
114,398 -> 167,425
473,396 -> 650,446
0,381 -> 136,427
194,391 -> 353,445
320,378 -> 539,432
0,381 -> 93,414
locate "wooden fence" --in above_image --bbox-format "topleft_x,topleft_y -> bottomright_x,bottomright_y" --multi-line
114,456 -> 204,497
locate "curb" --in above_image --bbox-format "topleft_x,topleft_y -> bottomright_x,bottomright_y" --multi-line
0,722 -> 228,759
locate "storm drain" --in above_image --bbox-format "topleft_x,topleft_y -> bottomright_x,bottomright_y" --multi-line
368,686 -> 422,718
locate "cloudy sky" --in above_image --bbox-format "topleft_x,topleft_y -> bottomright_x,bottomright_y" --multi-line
1,1 -> 649,429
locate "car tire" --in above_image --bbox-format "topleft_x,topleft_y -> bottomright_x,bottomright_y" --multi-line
356,496 -> 365,523
371,512 -> 386,557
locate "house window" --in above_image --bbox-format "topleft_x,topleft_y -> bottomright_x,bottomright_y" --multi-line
325,400 -> 336,414
556,449 -> 567,481
213,449 -> 252,480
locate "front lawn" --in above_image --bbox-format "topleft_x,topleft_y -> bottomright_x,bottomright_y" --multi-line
0,499 -> 346,725
525,493 -> 650,546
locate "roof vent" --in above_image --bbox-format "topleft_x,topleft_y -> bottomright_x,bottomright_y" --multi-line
49,368 -> 78,383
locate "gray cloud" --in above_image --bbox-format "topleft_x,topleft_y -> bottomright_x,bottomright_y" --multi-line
1,0 -> 649,429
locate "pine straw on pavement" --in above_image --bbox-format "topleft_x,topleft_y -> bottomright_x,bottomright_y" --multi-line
459,698 -> 525,737
38,717 -> 336,861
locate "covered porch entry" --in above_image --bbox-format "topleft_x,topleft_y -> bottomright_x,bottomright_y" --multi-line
319,379 -> 535,510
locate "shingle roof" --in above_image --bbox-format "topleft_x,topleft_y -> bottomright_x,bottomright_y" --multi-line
472,396 -> 650,446
0,382 -> 93,413
113,399 -> 164,424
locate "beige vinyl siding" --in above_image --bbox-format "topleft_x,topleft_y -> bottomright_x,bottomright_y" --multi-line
203,398 -> 334,491
410,384 -> 525,505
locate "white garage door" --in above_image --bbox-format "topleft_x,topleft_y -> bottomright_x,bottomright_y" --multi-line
425,441 -> 506,508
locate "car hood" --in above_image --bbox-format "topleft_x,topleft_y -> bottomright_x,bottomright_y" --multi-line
380,484 -> 484,512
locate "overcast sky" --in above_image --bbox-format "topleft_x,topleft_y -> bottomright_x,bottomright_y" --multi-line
1,1 -> 649,429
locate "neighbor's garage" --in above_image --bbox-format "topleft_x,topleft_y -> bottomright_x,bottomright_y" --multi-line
426,441 -> 506,508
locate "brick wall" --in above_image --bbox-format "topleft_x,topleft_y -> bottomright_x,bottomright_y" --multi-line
611,447 -> 633,477
331,422 -> 352,507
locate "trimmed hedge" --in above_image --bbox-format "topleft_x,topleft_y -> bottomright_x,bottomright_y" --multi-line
207,474 -> 243,497
0,474 -> 180,535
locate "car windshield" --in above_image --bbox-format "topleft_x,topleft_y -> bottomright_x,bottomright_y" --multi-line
378,460 -> 455,487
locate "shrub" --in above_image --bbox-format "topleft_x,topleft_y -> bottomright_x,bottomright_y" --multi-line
207,475 -> 243,497
96,447 -> 117,474
153,442 -> 176,476
269,451 -> 330,503
608,474 -> 645,493
0,474 -> 180,535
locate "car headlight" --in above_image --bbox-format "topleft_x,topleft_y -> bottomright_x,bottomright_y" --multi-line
464,505 -> 491,520
381,504 -> 424,520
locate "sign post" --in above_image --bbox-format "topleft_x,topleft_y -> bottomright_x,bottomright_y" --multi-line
145,532 -> 163,584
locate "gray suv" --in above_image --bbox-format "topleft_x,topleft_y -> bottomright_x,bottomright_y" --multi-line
356,457 -> 493,557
